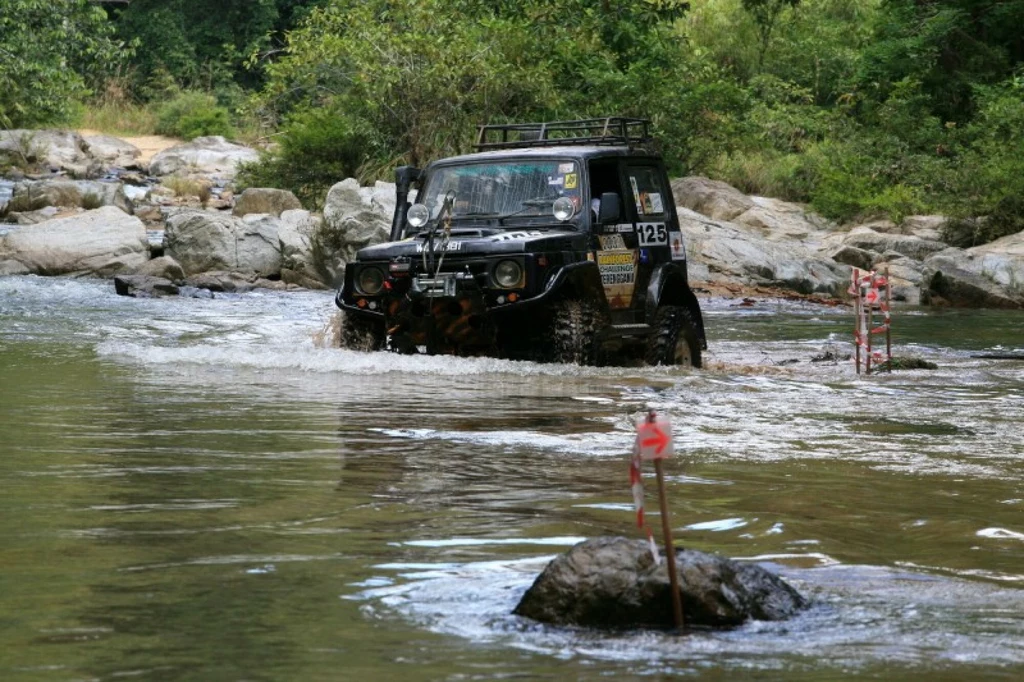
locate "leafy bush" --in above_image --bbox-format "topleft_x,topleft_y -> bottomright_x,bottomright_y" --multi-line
862,183 -> 926,224
156,91 -> 234,140
941,197 -> 1024,248
711,150 -> 806,201
235,105 -> 378,209
803,144 -> 877,222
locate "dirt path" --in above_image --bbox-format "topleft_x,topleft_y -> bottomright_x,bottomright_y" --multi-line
77,129 -> 182,165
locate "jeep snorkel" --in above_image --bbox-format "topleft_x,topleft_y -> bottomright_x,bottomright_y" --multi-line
390,165 -> 423,240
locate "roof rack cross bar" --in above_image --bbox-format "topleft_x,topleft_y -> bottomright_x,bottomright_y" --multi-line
474,117 -> 653,152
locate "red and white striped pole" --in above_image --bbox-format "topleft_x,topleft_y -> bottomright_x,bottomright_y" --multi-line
632,410 -> 683,630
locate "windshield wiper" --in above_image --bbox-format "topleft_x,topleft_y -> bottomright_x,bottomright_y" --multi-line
496,196 -> 561,224
452,212 -> 503,220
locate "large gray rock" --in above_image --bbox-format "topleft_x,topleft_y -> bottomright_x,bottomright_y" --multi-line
183,270 -> 290,293
0,258 -> 31,276
672,176 -> 754,222
232,188 -> 303,217
679,207 -> 849,294
832,226 -> 949,262
4,206 -> 62,226
319,178 -> 394,285
278,209 -> 327,289
873,256 -> 924,304
921,233 -> 1024,308
113,274 -> 179,298
0,206 -> 149,277
131,255 -> 185,283
514,537 -> 807,630
149,136 -> 259,178
164,210 -> 281,276
0,129 -> 97,177
82,134 -> 142,169
829,244 -> 875,272
8,179 -> 133,214
856,216 -> 947,242
732,195 -> 835,245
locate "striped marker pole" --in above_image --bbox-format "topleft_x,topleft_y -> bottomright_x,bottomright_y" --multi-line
850,269 -> 894,374
633,410 -> 683,630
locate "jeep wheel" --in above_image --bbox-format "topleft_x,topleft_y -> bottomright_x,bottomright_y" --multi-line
546,299 -> 604,366
645,306 -> 702,368
339,312 -> 385,352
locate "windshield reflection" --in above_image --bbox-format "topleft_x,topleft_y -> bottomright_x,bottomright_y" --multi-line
421,160 -> 582,226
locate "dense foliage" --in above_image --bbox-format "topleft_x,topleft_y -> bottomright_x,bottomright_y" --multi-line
155,92 -> 235,140
104,0 -> 328,93
3,0 -> 1024,230
0,0 -> 127,127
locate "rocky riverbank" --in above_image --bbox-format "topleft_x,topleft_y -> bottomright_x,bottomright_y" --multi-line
1,128 -> 1022,308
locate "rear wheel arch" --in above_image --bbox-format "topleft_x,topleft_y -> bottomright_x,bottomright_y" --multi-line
645,305 -> 702,368
647,264 -> 706,350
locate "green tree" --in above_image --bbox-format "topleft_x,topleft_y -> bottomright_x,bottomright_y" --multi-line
857,0 -> 1024,122
107,0 -> 286,92
741,0 -> 801,67
255,0 -> 696,166
256,0 -> 563,167
0,0 -> 126,127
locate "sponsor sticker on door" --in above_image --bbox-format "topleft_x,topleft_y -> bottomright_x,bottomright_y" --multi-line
597,249 -> 637,308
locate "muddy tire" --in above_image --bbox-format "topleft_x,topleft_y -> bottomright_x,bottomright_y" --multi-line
645,306 -> 702,368
544,299 -> 605,365
339,312 -> 385,352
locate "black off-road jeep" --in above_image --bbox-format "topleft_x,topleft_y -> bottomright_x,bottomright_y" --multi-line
334,117 -> 706,366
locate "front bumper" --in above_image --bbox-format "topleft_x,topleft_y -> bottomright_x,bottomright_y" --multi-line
336,261 -> 596,354
337,272 -> 498,354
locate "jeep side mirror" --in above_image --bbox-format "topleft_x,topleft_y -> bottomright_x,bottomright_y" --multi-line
598,192 -> 621,224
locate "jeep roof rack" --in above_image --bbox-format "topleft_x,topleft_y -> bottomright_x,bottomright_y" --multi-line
474,117 -> 653,152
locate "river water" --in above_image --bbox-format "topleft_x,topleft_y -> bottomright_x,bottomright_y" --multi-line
1,275 -> 1022,681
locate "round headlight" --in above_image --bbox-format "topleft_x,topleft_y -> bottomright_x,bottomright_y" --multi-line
494,259 -> 523,289
553,196 -> 576,221
357,266 -> 385,295
407,203 -> 429,228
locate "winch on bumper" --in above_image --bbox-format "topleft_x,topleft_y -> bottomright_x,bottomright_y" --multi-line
335,256 -> 537,355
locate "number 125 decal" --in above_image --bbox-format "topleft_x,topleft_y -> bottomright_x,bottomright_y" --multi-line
637,222 -> 668,246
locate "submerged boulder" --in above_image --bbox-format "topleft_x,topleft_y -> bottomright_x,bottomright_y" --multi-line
131,255 -> 186,283
514,536 -> 807,630
113,274 -> 179,298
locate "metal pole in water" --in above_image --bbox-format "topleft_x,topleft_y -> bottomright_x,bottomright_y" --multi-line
853,269 -> 862,374
885,267 -> 892,368
866,274 -> 874,375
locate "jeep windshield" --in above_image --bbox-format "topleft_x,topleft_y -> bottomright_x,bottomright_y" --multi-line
419,159 -> 582,227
